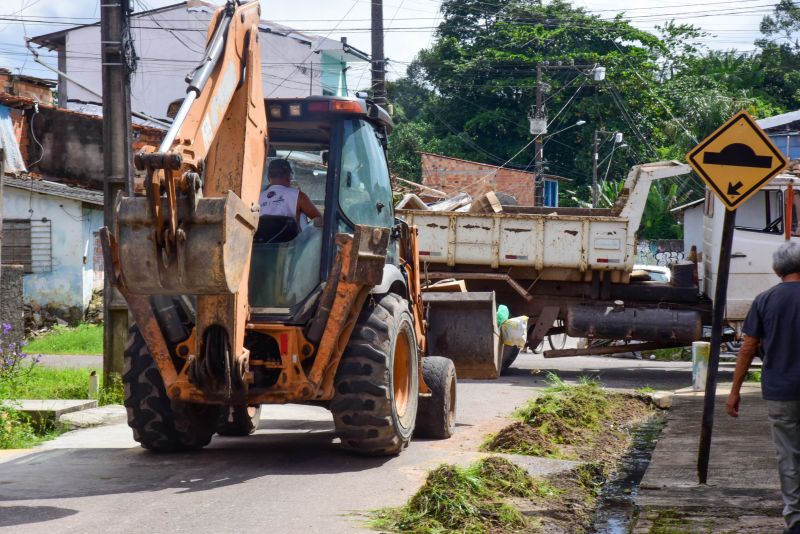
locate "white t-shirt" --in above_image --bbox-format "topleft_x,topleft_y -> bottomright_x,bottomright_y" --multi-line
259,184 -> 300,219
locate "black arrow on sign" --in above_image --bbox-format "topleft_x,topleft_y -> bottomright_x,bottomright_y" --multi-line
727,181 -> 743,196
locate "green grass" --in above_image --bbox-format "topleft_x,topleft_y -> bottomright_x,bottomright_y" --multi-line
636,386 -> 656,394
649,347 -> 691,361
26,324 -> 103,355
745,370 -> 762,382
2,367 -> 123,407
372,457 -> 534,533
0,406 -> 65,449
2,366 -> 98,400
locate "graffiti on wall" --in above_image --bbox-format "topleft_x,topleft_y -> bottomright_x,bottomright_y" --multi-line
637,239 -> 685,266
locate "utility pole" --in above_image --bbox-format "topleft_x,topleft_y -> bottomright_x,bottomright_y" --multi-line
371,0 -> 386,105
534,65 -> 544,206
101,0 -> 133,383
592,129 -> 599,208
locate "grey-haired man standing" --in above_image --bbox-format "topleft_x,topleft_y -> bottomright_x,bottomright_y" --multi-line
727,241 -> 800,534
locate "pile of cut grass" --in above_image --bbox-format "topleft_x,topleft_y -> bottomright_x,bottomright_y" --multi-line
484,375 -> 654,462
373,457 -> 536,533
26,324 -> 103,355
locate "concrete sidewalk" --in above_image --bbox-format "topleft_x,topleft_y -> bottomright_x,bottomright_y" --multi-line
35,355 -> 102,368
634,382 -> 785,533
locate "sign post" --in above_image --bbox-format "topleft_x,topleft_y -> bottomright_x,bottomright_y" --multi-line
686,110 -> 787,483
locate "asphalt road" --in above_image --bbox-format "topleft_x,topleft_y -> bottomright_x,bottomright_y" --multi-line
0,350 -> 726,533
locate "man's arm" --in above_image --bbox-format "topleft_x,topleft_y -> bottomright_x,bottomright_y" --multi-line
726,335 -> 759,417
297,191 -> 322,221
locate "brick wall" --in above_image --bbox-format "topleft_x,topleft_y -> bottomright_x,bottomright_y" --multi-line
420,152 -> 536,205
0,71 -> 54,106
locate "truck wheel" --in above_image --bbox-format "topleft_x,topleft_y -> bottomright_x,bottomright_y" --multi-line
415,356 -> 456,439
501,345 -> 520,372
217,405 -> 261,436
123,325 -> 219,452
331,293 -> 419,455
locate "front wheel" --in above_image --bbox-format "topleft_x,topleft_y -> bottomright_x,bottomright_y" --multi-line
415,356 -> 457,439
330,293 -> 419,455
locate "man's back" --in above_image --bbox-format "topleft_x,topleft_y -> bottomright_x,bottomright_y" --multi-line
259,184 -> 300,219
744,281 -> 800,400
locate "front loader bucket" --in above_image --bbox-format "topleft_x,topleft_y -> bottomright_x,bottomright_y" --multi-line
423,291 -> 501,379
116,192 -> 259,295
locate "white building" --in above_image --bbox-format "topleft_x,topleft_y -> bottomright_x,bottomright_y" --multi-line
30,1 -> 369,123
2,176 -> 103,322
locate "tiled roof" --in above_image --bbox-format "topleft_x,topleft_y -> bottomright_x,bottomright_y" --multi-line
2,175 -> 103,206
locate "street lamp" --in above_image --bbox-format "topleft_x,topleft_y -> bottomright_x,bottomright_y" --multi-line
544,119 -> 586,140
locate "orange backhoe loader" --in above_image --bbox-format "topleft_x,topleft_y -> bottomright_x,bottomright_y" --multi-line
99,0 -> 476,455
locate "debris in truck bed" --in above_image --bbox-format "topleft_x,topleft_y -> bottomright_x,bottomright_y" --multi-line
428,191 -> 472,211
468,191 -> 503,214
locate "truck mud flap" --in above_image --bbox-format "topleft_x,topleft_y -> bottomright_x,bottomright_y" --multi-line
423,291 -> 500,379
115,193 -> 259,295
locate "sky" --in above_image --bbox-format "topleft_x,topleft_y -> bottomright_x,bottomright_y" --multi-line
0,0 -> 778,85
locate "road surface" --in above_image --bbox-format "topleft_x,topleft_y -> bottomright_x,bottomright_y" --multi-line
1,351 -> 724,533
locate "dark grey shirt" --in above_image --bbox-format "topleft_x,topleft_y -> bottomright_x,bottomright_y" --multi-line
742,281 -> 800,401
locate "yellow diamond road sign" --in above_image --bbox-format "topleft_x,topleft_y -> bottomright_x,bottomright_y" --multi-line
686,110 -> 788,210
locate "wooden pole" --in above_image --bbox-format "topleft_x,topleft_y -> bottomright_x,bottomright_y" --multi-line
697,206 -> 736,483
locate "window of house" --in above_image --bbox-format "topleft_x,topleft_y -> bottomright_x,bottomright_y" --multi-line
1,218 -> 52,274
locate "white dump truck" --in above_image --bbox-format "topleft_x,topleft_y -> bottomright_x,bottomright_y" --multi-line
399,161 -> 799,373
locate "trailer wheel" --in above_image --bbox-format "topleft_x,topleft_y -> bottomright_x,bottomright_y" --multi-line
331,293 -> 419,455
501,345 -> 520,372
123,325 -> 219,452
216,405 -> 261,436
415,356 -> 456,439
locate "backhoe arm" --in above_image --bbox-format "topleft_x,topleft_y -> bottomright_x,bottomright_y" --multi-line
103,0 -> 267,402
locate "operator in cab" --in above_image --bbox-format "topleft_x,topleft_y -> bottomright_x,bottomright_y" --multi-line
259,158 -> 321,224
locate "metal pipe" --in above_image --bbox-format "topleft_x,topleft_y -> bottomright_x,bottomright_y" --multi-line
544,341 -> 686,359
158,3 -> 234,152
158,91 -> 197,152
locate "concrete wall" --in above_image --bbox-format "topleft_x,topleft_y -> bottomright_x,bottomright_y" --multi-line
0,265 -> 24,344
636,239 -> 686,266
24,106 -> 163,190
421,152 -> 537,205
3,187 -> 102,321
60,4 -> 351,121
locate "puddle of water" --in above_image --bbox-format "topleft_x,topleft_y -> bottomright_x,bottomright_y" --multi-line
590,415 -> 667,534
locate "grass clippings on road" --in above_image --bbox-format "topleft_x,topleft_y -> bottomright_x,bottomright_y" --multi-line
26,324 -> 103,355
484,375 -> 655,464
372,457 -> 536,533
376,376 -> 662,533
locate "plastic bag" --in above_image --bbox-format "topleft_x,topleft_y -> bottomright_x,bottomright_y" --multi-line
501,315 -> 529,347
496,304 -> 509,327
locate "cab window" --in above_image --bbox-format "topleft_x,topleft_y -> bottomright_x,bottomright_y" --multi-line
338,119 -> 393,228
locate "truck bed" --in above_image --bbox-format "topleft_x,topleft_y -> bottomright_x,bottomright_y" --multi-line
398,161 -> 692,282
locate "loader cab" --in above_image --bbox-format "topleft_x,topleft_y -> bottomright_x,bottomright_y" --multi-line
249,96 -> 395,320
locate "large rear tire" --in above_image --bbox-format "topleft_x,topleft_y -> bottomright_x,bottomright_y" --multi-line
216,405 -> 261,436
123,325 -> 219,452
415,356 -> 456,439
330,293 -> 419,456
